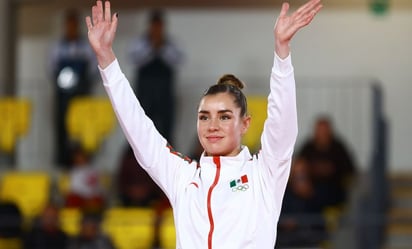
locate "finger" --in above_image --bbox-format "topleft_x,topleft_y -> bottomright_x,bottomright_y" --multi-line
105,1 -> 111,22
92,5 -> 98,25
279,2 -> 289,18
308,1 -> 323,15
96,0 -> 104,23
304,3 -> 323,21
85,16 -> 93,31
314,3 -> 323,15
110,13 -> 119,35
298,3 -> 322,27
296,0 -> 321,15
293,0 -> 321,24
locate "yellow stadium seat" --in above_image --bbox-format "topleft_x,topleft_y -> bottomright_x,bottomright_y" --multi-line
59,208 -> 82,236
0,238 -> 22,249
0,172 -> 50,222
99,171 -> 112,193
323,205 -> 344,232
102,208 -> 156,249
159,209 -> 176,249
57,172 -> 71,196
0,98 -> 31,153
66,97 -> 116,153
242,96 -> 267,152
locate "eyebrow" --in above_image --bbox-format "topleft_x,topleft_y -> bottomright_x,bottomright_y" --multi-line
198,109 -> 234,114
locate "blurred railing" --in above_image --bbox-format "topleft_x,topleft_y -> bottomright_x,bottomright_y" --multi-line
354,83 -> 389,249
329,82 -> 389,249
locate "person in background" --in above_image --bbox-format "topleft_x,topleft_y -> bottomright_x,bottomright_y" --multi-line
277,158 -> 327,248
116,145 -> 170,248
298,116 -> 357,208
64,145 -> 106,212
48,9 -> 97,167
24,204 -> 69,249
68,213 -> 115,249
0,201 -> 22,239
117,145 -> 167,208
127,9 -> 184,143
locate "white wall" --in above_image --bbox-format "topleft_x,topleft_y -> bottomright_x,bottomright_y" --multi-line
16,5 -> 412,171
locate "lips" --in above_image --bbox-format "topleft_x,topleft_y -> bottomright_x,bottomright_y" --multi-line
206,135 -> 223,143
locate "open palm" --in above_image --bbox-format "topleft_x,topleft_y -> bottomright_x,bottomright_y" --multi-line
275,0 -> 322,45
85,1 -> 118,67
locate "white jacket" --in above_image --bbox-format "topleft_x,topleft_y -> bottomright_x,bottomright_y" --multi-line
100,52 -> 298,249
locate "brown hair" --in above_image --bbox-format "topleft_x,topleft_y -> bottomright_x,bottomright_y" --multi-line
202,74 -> 247,117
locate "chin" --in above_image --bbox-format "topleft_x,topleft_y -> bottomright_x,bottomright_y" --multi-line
205,148 -> 232,157
204,148 -> 225,157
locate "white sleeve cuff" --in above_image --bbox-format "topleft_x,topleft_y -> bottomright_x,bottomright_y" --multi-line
272,52 -> 293,77
98,59 -> 122,87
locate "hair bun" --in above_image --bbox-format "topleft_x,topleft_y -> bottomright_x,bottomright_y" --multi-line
216,74 -> 245,90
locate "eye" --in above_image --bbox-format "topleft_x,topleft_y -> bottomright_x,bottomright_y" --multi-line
198,115 -> 208,121
220,115 -> 231,120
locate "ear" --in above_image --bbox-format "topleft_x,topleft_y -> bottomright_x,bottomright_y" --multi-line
241,115 -> 251,136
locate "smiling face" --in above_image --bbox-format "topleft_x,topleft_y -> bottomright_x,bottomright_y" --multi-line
197,92 -> 250,157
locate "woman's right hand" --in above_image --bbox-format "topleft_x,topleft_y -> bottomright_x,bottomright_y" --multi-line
85,0 -> 118,69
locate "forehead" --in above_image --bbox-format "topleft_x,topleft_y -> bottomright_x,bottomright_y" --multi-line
198,92 -> 238,111
316,120 -> 331,130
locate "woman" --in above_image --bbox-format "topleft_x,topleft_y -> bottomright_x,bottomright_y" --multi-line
85,0 -> 322,248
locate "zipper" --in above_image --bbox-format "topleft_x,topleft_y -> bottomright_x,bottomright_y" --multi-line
207,156 -> 221,249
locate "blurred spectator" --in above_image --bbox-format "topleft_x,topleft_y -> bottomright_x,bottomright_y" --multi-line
65,145 -> 105,212
117,145 -> 167,208
24,203 -> 69,249
0,201 -> 22,238
297,116 -> 357,208
277,158 -> 326,248
48,9 -> 97,167
68,213 -> 115,249
127,9 -> 184,143
117,144 -> 170,249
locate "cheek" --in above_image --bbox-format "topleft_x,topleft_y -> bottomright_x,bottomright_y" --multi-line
225,122 -> 243,141
196,121 -> 204,134
228,123 -> 239,136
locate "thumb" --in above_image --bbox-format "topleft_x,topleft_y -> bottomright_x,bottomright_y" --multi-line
85,16 -> 93,33
279,2 -> 289,18
110,13 -> 119,34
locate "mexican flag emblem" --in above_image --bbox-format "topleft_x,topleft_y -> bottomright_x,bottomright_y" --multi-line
230,174 -> 249,192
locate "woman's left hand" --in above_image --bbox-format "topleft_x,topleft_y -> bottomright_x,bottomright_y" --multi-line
274,0 -> 323,58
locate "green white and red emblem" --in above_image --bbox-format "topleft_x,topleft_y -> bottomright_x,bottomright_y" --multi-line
230,174 -> 249,192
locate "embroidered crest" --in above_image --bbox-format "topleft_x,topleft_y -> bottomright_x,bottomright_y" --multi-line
230,174 -> 249,192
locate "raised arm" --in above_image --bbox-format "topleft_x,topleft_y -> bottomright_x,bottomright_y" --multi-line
261,0 -> 322,166
259,0 -> 322,213
263,0 -> 322,154
85,1 -> 191,204
85,0 -> 118,69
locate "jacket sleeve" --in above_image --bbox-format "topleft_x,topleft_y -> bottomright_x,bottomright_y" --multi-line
258,52 -> 298,211
99,59 -> 191,204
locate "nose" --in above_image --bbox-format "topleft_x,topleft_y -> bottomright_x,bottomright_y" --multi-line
208,117 -> 219,131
